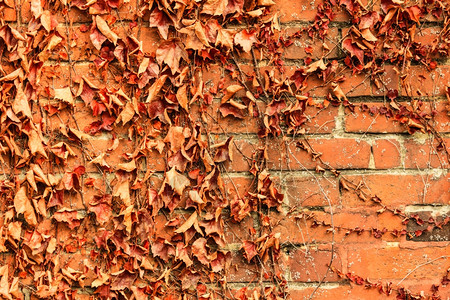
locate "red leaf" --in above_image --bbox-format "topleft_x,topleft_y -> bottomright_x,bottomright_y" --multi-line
242,240 -> 258,262
149,8 -> 172,40
342,38 -> 364,64
53,209 -> 83,229
90,27 -> 107,51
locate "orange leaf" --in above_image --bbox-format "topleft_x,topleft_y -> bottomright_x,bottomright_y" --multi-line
14,186 -> 37,226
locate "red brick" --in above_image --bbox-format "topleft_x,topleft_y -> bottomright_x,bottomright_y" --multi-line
341,174 -> 450,207
273,213 -> 317,244
346,243 -> 450,281
287,245 -> 343,282
345,103 -> 406,133
273,210 -> 383,245
404,137 -> 450,169
228,252 -> 260,282
402,65 -> 450,97
223,173 -> 251,193
283,27 -> 340,60
372,65 -> 400,96
228,139 -> 257,172
287,284 -> 387,300
273,0 -> 319,23
288,279 -> 450,299
202,64 -> 224,93
284,175 -> 339,207
304,104 -> 339,134
414,27 -> 441,47
431,101 -> 450,133
372,139 -> 401,169
231,138 -> 372,172
265,138 -> 371,170
224,216 -> 255,244
338,69 -> 372,98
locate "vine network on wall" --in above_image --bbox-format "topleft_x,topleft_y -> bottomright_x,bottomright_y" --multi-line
0,0 -> 448,298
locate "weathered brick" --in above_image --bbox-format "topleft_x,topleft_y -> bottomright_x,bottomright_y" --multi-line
273,210 -> 384,245
287,284 -> 388,300
286,245 -> 343,282
228,251 -> 260,282
283,175 -> 339,207
402,66 -> 450,97
404,137 -> 450,169
341,173 -> 450,207
266,138 -> 371,170
346,243 -> 450,281
283,27 -> 340,60
230,138 -> 372,172
372,139 -> 402,169
273,0 -> 319,23
371,65 -> 400,96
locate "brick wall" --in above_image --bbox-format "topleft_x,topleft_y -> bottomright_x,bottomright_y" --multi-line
0,0 -> 449,299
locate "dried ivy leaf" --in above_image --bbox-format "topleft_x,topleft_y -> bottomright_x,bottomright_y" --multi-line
95,15 -> 118,45
14,186 -> 37,226
342,38 -> 364,64
156,39 -> 187,75
202,0 -> 228,16
53,209 -> 83,229
216,28 -> 235,50
30,0 -> 43,18
90,28 -> 107,51
222,84 -> 243,103
12,84 -> 32,119
146,74 -> 168,102
54,87 -> 74,106
163,167 -> 190,195
176,84 -> 189,110
241,240 -> 257,262
234,29 -> 257,53
192,238 -> 209,265
28,129 -> 48,158
175,211 -> 198,234
150,8 -> 172,40
0,265 -> 11,300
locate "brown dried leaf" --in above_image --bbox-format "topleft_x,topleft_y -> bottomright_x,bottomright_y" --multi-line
192,238 -> 209,265
176,84 -> 189,110
234,29 -> 257,53
0,265 -> 11,300
146,74 -> 168,102
306,59 -> 327,73
163,167 -> 190,195
202,0 -> 228,15
28,129 -> 48,158
95,15 -> 118,45
222,84 -> 243,103
150,8 -> 172,40
117,160 -> 137,172
12,84 -> 32,119
156,40 -> 187,75
216,28 -> 235,50
14,186 -> 37,226
54,87 -> 74,105
175,211 -> 198,233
